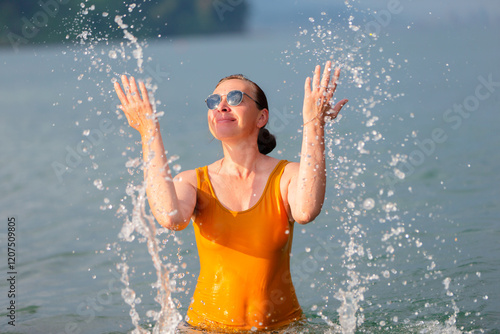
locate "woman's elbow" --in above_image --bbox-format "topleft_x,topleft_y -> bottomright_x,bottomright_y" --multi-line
154,210 -> 190,231
293,209 -> 321,225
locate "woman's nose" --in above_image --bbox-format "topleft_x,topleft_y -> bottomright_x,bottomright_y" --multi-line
217,96 -> 230,112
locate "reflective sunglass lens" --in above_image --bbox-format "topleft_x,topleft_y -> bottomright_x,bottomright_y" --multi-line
227,90 -> 243,106
206,90 -> 246,109
206,94 -> 220,109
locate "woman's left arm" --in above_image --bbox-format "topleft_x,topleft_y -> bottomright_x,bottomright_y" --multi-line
288,61 -> 348,224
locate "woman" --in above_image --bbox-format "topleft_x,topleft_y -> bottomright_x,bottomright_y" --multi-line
114,61 -> 348,332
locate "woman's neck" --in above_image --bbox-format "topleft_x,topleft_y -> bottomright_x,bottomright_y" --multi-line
220,141 -> 265,178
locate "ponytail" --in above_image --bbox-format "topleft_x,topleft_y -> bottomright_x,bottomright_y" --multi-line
258,127 -> 276,155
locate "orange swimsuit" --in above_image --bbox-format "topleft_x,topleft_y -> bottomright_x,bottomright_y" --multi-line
186,160 -> 302,332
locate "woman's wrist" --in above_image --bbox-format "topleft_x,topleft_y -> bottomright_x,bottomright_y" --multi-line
302,113 -> 325,128
140,123 -> 160,141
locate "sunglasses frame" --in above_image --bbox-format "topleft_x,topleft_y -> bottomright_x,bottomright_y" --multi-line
205,90 -> 262,110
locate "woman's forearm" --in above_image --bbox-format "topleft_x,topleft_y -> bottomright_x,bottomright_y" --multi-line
290,62 -> 347,224
114,75 -> 192,230
141,125 -> 189,230
294,121 -> 327,223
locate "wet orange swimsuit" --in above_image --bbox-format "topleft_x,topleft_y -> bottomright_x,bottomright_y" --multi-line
186,160 -> 302,332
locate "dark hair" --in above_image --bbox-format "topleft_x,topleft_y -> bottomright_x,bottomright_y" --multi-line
216,74 -> 276,155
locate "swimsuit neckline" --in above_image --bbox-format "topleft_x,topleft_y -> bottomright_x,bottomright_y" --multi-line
204,159 -> 287,215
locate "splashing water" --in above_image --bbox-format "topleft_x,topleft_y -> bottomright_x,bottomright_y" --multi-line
282,4 -> 465,333
117,182 -> 182,333
114,15 -> 144,73
65,1 -> 478,332
68,3 -> 182,332
110,16 -> 181,334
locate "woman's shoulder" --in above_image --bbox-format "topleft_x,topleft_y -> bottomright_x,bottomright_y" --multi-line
282,160 -> 299,172
261,156 -> 298,182
174,168 -> 198,186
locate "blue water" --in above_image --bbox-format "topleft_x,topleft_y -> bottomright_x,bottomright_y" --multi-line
1,6 -> 499,334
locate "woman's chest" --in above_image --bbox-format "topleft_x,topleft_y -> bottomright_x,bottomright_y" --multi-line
195,196 -> 292,257
209,174 -> 267,212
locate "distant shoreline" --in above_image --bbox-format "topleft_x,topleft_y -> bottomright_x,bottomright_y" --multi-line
0,0 -> 249,51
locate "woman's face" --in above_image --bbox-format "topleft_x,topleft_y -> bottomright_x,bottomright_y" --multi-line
207,79 -> 267,142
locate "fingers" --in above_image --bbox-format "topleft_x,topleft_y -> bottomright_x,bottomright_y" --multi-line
116,75 -> 150,104
114,81 -> 128,108
312,65 -> 321,90
304,76 -> 312,95
336,98 -> 348,109
330,68 -> 340,94
332,99 -> 349,113
320,61 -> 332,89
139,81 -> 150,105
332,68 -> 340,85
324,65 -> 341,104
129,76 -> 141,99
121,75 -> 131,95
323,99 -> 348,122
113,74 -> 155,134
303,61 -> 346,124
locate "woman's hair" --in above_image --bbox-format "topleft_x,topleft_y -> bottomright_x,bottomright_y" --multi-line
216,74 -> 276,155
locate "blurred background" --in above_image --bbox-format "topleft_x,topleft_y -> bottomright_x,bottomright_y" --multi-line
1,0 -> 499,333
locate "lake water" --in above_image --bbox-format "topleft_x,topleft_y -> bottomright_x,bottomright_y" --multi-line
0,10 -> 499,334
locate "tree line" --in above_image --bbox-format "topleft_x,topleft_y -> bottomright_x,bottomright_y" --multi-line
0,0 -> 248,49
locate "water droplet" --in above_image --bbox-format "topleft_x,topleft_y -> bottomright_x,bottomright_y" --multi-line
108,50 -> 118,59
363,198 -> 375,210
383,202 -> 397,212
121,287 -> 136,304
93,179 -> 104,190
394,168 -> 405,180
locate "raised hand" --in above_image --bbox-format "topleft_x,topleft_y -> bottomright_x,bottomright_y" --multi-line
302,61 -> 348,126
114,75 -> 157,136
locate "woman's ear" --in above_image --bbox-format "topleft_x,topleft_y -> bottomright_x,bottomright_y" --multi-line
257,108 -> 269,128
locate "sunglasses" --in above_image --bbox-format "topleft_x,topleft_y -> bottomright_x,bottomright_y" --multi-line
205,90 -> 262,110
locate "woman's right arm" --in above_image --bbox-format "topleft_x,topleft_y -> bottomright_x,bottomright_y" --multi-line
114,75 -> 196,230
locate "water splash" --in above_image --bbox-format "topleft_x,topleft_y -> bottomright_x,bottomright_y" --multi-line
111,13 -> 180,334
63,0 -> 478,332
67,3 -> 181,332
117,182 -> 182,333
114,15 -> 144,73
116,261 -> 147,333
283,4 -> 465,333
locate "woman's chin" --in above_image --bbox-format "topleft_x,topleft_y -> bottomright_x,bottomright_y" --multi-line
210,126 -> 239,140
